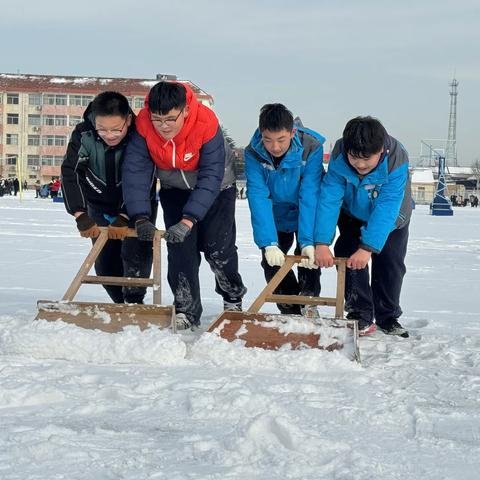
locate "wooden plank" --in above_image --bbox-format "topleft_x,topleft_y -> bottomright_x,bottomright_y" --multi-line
36,300 -> 174,333
265,295 -> 338,306
82,276 -> 154,287
62,230 -> 109,301
247,255 -> 348,316
152,231 -> 162,304
207,311 -> 355,354
335,258 -> 346,318
247,257 -> 297,313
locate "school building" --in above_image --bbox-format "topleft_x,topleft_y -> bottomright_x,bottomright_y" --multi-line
0,73 -> 213,185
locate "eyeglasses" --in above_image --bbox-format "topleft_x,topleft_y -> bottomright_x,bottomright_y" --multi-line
150,109 -> 184,127
96,118 -> 128,138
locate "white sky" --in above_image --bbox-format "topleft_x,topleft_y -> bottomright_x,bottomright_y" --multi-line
1,0 -> 479,164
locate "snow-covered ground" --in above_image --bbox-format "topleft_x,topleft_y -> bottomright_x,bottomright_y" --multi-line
1,192 -> 479,479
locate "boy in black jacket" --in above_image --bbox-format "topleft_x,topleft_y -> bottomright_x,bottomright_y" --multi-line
61,91 -> 156,303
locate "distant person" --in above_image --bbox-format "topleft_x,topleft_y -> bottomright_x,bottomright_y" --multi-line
50,177 -> 61,198
122,81 -> 246,329
245,103 -> 325,315
13,177 -> 20,196
61,91 -> 157,304
34,180 -> 41,198
314,116 -> 412,337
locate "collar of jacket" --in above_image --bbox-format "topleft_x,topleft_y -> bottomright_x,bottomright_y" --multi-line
249,128 -> 304,168
333,151 -> 390,186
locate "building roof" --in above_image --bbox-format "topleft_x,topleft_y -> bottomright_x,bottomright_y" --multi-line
0,73 -> 213,103
411,168 -> 435,184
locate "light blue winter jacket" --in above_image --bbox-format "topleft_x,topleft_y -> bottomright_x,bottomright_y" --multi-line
314,136 -> 412,253
245,127 -> 325,249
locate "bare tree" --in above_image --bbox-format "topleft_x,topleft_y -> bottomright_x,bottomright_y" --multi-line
221,126 -> 236,149
471,158 -> 480,192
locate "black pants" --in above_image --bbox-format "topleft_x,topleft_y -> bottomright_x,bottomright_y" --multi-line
261,230 -> 321,314
88,205 -> 156,304
159,186 -> 246,325
333,211 -> 409,325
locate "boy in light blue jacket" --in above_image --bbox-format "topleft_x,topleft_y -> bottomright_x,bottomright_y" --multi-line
314,116 -> 411,337
245,104 -> 325,314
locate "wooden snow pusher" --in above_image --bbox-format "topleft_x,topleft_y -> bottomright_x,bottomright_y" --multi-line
207,256 -> 360,361
36,227 -> 175,333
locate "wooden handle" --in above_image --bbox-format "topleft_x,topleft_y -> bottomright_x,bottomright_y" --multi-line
247,256 -> 347,316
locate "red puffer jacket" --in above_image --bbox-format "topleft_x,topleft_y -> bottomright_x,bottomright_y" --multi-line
136,83 -> 218,172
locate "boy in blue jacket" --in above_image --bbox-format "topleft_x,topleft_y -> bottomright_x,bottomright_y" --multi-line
314,116 -> 411,337
245,103 -> 325,315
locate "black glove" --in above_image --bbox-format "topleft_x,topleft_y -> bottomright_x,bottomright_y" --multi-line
164,221 -> 192,243
75,213 -> 101,238
135,217 -> 157,241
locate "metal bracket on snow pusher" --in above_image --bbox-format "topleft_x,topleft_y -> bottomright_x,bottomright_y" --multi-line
207,256 -> 360,361
36,227 -> 176,333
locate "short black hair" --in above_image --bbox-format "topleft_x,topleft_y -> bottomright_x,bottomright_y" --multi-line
343,116 -> 387,158
148,82 -> 187,114
259,103 -> 294,132
91,91 -> 130,118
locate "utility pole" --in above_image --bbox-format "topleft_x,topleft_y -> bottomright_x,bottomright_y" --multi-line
445,77 -> 458,167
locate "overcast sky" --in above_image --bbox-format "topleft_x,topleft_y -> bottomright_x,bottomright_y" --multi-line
1,0 -> 479,164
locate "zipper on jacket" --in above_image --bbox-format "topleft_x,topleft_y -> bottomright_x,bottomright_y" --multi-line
171,140 -> 176,168
180,170 -> 192,190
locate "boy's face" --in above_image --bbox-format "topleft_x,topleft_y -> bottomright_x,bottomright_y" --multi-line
347,149 -> 384,175
95,114 -> 131,146
151,106 -> 188,141
261,128 -> 295,158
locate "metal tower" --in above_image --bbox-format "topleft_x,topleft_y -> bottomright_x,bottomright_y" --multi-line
444,77 -> 459,167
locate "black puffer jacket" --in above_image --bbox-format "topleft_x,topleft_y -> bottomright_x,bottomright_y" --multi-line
61,103 -> 137,216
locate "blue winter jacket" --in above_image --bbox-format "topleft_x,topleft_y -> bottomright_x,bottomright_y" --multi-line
314,136 -> 412,253
245,127 -> 325,249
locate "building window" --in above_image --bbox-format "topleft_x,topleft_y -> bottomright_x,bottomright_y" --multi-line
43,94 -> 67,106
29,94 -> 42,105
7,113 -> 19,125
69,116 -> 82,126
28,135 -> 41,146
41,155 -> 54,166
134,97 -> 145,109
6,155 -> 17,165
6,134 -> 19,145
7,93 -> 20,105
69,95 -> 94,106
28,115 -> 41,126
54,156 -> 63,166
27,155 -> 40,166
55,115 -> 67,126
41,135 -> 66,147
43,115 -> 67,126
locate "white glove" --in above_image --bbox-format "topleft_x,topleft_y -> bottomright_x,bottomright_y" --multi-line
300,245 -> 318,269
264,246 -> 285,267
